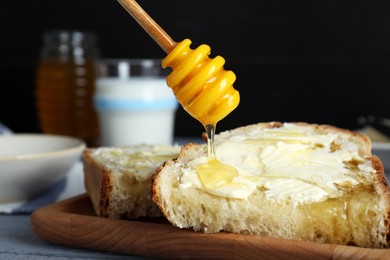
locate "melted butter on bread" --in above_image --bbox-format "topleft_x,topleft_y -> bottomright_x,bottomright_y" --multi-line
181,123 -> 375,202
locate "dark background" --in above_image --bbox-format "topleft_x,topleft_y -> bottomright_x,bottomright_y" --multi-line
1,0 -> 390,138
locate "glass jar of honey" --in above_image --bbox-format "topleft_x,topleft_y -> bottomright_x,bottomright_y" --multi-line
35,30 -> 100,146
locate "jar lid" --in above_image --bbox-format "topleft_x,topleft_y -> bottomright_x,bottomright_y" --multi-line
43,30 -> 97,47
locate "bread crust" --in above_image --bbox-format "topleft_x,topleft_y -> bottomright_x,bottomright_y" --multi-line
152,122 -> 390,248
83,148 -> 113,218
371,155 -> 390,228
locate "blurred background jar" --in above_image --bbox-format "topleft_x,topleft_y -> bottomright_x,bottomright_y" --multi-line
35,30 -> 100,146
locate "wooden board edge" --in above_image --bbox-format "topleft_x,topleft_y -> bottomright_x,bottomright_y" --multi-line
30,194 -> 390,259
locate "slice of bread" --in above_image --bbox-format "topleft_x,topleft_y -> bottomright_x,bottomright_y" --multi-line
152,122 -> 390,248
83,144 -> 180,219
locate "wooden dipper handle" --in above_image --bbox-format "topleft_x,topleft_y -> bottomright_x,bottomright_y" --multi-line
117,0 -> 176,53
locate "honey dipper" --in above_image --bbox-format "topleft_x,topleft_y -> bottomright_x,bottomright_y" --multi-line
117,0 -> 241,192
116,0 -> 240,129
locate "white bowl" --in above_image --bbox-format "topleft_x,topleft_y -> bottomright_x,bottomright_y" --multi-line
0,134 -> 85,202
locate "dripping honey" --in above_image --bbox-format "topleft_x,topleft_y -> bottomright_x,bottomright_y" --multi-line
196,124 -> 239,191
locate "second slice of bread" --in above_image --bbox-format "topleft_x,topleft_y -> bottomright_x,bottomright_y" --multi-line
83,144 -> 180,219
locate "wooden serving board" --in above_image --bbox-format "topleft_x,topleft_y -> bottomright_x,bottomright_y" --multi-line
31,194 -> 390,259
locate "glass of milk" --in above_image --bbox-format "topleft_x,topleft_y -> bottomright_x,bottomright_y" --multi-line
94,59 -> 178,146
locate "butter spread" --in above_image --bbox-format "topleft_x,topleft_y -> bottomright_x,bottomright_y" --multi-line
180,124 -> 375,203
94,145 -> 180,182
